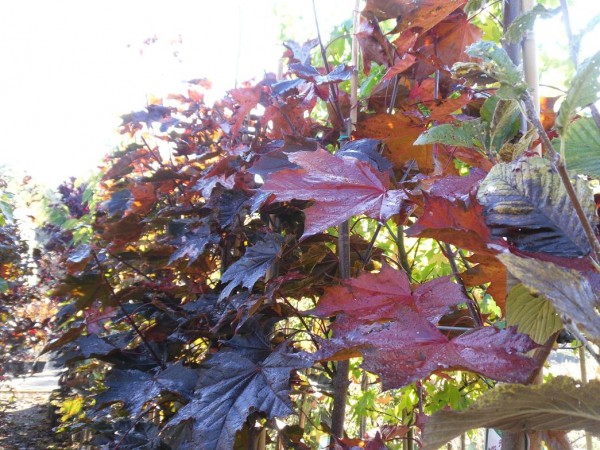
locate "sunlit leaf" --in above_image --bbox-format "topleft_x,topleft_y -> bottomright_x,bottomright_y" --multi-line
505,4 -> 558,44
96,363 -> 198,415
560,117 -> 600,178
423,376 -> 600,450
414,119 -> 485,149
262,148 -> 404,237
505,283 -> 562,344
497,251 -> 600,344
477,157 -> 596,256
364,0 -> 468,33
480,97 -> 520,154
463,41 -> 527,99
556,50 -> 600,134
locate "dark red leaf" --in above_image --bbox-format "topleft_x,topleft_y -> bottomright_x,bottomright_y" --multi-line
406,173 -> 496,254
364,0 -> 467,33
167,333 -> 312,450
336,139 -> 392,172
407,194 -> 492,253
460,253 -> 508,311
262,148 -> 406,237
249,136 -> 318,178
289,63 -> 352,85
413,12 -> 482,78
228,85 -> 263,136
283,39 -> 319,65
168,224 -> 219,266
220,234 -> 283,299
96,363 -> 198,415
261,95 -> 316,138
356,14 -> 396,74
310,265 -> 466,328
383,54 -> 417,80
321,309 -> 538,389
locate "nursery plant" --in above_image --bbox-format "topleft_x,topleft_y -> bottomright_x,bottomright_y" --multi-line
43,0 -> 600,448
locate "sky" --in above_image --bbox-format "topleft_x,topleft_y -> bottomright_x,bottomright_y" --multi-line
0,0 -> 356,186
0,0 -> 598,187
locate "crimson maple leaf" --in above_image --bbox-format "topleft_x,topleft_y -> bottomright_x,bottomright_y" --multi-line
406,172 -> 497,254
311,267 -> 539,389
262,148 -> 405,237
310,265 -> 465,330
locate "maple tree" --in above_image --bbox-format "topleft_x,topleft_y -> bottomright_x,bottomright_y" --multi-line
38,0 -> 600,449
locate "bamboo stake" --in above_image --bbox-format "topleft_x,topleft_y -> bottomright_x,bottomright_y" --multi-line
579,346 -> 594,450
502,2 -> 539,449
521,0 -> 541,158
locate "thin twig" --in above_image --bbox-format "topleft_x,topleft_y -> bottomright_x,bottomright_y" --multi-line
362,223 -> 382,267
564,320 -> 600,365
92,250 -> 165,369
108,251 -> 155,283
440,243 -> 483,327
311,0 -> 345,129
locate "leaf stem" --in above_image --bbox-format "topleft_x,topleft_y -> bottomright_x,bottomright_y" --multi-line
396,224 -> 411,277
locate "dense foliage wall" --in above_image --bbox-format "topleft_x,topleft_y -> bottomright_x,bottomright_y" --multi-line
42,1 -> 600,449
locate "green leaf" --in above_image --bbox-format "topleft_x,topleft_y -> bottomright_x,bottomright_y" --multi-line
556,50 -> 600,134
465,0 -> 486,15
559,117 -> 600,178
505,4 -> 558,44
480,97 -> 521,153
465,41 -> 527,99
0,199 -> 13,225
506,283 -> 563,344
499,127 -> 537,162
497,252 -> 600,344
423,376 -> 600,450
414,119 -> 485,148
0,278 -> 8,293
59,396 -> 84,422
477,157 -> 596,256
